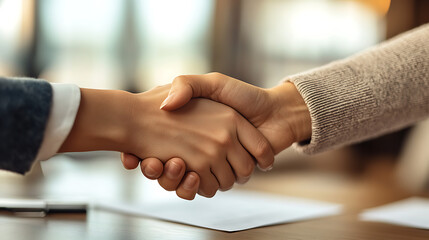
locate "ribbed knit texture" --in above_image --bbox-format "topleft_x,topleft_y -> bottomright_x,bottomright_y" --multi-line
0,78 -> 53,174
288,23 -> 429,154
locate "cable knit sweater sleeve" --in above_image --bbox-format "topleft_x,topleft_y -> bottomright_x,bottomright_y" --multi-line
287,23 -> 429,154
0,77 -> 53,174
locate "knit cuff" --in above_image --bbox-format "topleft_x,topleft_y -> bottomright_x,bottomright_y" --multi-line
286,24 -> 429,155
286,59 -> 378,154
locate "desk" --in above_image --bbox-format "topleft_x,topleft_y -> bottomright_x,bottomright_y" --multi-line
0,151 -> 428,240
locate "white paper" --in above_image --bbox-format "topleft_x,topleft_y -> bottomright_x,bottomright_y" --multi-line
360,197 -> 429,230
96,190 -> 342,232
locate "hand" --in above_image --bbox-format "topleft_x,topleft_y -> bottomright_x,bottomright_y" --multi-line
122,72 -> 311,200
160,72 -> 312,154
59,86 -> 273,199
58,88 -> 200,200
122,84 -> 274,197
121,154 -> 200,200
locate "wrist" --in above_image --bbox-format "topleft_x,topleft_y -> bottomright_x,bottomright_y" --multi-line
59,88 -> 134,153
269,82 -> 311,143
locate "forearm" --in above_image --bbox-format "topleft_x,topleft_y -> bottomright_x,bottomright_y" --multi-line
59,88 -> 134,153
286,23 -> 429,154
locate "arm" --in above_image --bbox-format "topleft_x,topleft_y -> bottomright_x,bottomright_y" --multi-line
0,77 -> 52,174
160,74 -> 311,154
0,77 -> 273,200
161,23 -> 429,154
139,23 -> 429,197
60,86 -> 274,198
122,76 -> 310,199
286,23 -> 429,153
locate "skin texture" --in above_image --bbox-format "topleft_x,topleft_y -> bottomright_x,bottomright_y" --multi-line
121,153 -> 200,200
161,73 -> 312,151
60,85 -> 274,199
123,72 -> 312,200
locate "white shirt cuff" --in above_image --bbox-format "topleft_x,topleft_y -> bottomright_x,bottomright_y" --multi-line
35,83 -> 81,161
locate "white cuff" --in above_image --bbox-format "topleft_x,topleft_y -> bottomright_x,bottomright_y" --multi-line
35,83 -> 81,161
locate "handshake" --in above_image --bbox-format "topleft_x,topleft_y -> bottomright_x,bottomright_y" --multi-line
60,73 -> 311,200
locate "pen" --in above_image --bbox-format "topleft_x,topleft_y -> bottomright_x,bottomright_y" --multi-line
0,198 -> 87,217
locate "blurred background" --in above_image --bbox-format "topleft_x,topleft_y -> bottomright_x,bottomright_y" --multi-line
4,0 -> 427,90
0,0 -> 428,205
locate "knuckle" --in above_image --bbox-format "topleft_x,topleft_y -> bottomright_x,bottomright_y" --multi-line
207,72 -> 223,77
198,179 -> 219,198
206,149 -> 222,161
246,161 -> 256,177
238,161 -> 255,178
231,154 -> 255,179
218,131 -> 233,147
254,137 -> 272,161
172,75 -> 189,85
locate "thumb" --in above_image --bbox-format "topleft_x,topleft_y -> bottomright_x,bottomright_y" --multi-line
159,73 -> 223,111
159,77 -> 194,111
160,73 -> 267,122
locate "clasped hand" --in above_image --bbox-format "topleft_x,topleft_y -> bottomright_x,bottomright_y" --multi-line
121,73 -> 311,200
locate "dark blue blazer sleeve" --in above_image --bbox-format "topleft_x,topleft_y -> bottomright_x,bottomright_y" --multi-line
0,77 -> 53,174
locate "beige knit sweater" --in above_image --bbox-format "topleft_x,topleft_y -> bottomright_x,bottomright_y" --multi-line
288,23 -> 429,154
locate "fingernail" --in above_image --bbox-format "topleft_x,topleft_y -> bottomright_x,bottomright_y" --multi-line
144,165 -> 158,178
166,161 -> 181,179
183,174 -> 198,190
237,175 -> 250,184
258,164 -> 273,172
160,93 -> 175,109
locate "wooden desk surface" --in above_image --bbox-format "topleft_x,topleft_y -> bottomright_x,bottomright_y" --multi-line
0,151 -> 428,240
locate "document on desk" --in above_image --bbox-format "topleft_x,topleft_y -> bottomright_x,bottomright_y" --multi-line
360,197 -> 429,230
97,190 -> 342,232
